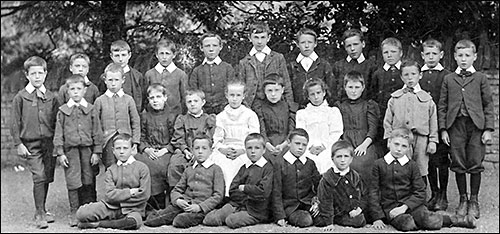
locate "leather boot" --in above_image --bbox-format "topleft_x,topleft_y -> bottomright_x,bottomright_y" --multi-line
434,190 -> 448,211
427,190 -> 439,211
451,214 -> 476,229
456,194 -> 468,216
468,195 -> 480,219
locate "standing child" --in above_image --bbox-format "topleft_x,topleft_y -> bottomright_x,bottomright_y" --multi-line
438,39 -> 494,219
58,53 -> 100,105
189,32 -> 235,114
145,38 -> 188,116
288,27 -> 334,108
53,75 -> 103,226
420,38 -> 452,211
370,128 -> 476,231
10,56 -> 59,229
76,133 -> 151,230
144,134 -> 224,228
296,78 -> 343,174
94,63 -> 141,169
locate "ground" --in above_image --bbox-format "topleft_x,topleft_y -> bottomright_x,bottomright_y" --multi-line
1,164 -> 499,233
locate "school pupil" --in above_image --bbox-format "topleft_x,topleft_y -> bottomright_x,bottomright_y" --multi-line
10,56 -> 59,229
296,78 -> 343,174
420,38 -> 452,211
438,39 -> 495,219
58,53 -> 100,105
94,63 -> 141,169
288,27 -> 334,108
53,75 -> 103,227
189,32 -> 235,114
144,134 -> 224,228
237,21 -> 294,108
145,38 -> 188,116
76,133 -> 151,230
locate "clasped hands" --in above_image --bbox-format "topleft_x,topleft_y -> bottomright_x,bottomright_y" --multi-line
219,147 -> 245,160
176,199 -> 201,213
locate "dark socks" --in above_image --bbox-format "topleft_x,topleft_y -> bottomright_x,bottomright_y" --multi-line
438,166 -> 449,192
428,165 -> 439,191
43,183 -> 49,212
33,182 -> 46,214
68,189 -> 80,212
455,173 -> 467,195
99,217 -> 137,230
470,173 -> 481,195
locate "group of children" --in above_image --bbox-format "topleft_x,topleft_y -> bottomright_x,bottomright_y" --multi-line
10,20 -> 494,231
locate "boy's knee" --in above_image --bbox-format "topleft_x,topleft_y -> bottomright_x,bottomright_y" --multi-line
127,212 -> 143,229
172,214 -> 194,228
289,211 -> 313,227
225,215 -> 242,229
75,205 -> 92,222
203,211 -> 223,226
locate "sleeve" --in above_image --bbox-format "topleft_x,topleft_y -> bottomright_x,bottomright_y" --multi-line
139,72 -> 149,114
368,70 -> 379,101
326,107 -> 343,148
188,66 -> 199,89
366,100 -> 380,140
212,114 -> 226,150
171,115 -> 188,152
91,107 -> 103,154
10,94 -> 23,146
57,86 -> 67,107
227,63 -> 236,81
437,76 -> 449,131
229,166 -> 247,205
383,98 -> 395,139
255,104 -> 270,143
279,54 -> 294,103
236,59 -> 246,82
206,114 -> 217,139
368,161 -> 386,221
288,102 -> 298,134
138,112 -> 151,153
104,168 -> 132,203
198,166 -> 225,213
271,158 -> 286,221
243,165 -> 274,201
171,168 -> 189,204
247,110 -> 260,134
481,75 -> 495,131
428,100 -> 439,143
179,72 -> 188,114
53,110 -> 65,156
323,60 -> 337,101
315,178 -> 334,227
129,98 -> 141,145
311,161 -> 322,193
127,164 -> 151,205
404,163 -> 427,211
295,109 -> 306,130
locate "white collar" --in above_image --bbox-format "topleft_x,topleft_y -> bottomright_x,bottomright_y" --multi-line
203,56 -> 222,65
383,152 -> 409,166
421,63 -> 444,72
455,66 -> 476,74
67,98 -> 88,108
333,166 -> 350,176
117,155 -> 136,166
154,63 -> 165,74
296,51 -> 318,63
155,62 -> 177,74
383,60 -> 402,71
192,159 -> 214,169
123,65 -> 130,74
306,99 -> 329,108
249,46 -> 271,56
402,83 -> 422,93
82,76 -> 91,84
346,53 -> 366,64
25,83 -> 46,94
245,156 -> 267,168
283,151 -> 307,165
104,89 -> 125,98
189,110 -> 204,118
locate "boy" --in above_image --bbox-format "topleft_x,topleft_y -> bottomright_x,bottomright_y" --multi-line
237,21 -> 293,109
58,53 -> 100,105
438,39 -> 494,219
315,140 -> 367,228
288,27 -> 334,108
370,128 -> 476,231
94,63 -> 141,169
420,38 -> 452,211
144,134 -> 224,228
76,133 -> 151,230
273,128 -> 322,227
203,133 -> 274,228
189,33 -> 235,114
10,56 -> 59,229
53,74 -> 103,226
145,38 -> 188,116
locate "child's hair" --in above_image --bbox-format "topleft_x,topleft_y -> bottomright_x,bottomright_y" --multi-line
248,21 -> 271,35
381,37 -> 402,51
147,83 -> 168,97
103,63 -> 124,78
302,77 -> 329,99
244,133 -> 266,147
454,39 -> 476,53
343,70 -> 365,87
110,40 -> 131,53
200,32 -> 223,47
225,79 -> 246,93
185,88 -> 206,100
331,140 -> 354,157
263,73 -> 284,89
156,38 -> 177,54
421,38 -> 443,51
295,27 -> 317,42
112,133 -> 133,147
192,133 -> 213,148
65,74 -> 86,88
288,128 -> 309,142
24,56 -> 47,73
401,59 -> 421,71
342,28 -> 364,42
69,53 -> 90,66
389,128 -> 414,145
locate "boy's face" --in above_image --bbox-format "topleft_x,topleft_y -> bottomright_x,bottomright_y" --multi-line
156,46 -> 175,67
110,50 -> 131,68
245,139 -> 265,163
249,32 -> 270,51
26,66 -> 47,89
382,44 -> 403,66
69,58 -> 90,77
401,65 -> 422,88
421,46 -> 443,68
297,34 -> 317,57
104,71 -> 124,93
225,84 -> 245,109
113,139 -> 134,163
68,82 -> 86,103
388,136 -> 410,159
264,83 -> 284,104
201,37 -> 222,61
148,89 -> 167,110
186,93 -> 205,115
454,48 -> 477,70
289,135 -> 309,158
345,80 -> 364,101
307,84 -> 326,106
344,35 -> 365,60
192,139 -> 212,163
331,148 -> 353,171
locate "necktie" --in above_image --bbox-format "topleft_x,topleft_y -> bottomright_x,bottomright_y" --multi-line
162,68 -> 168,76
35,88 -> 45,100
255,52 -> 266,62
301,57 -> 313,71
459,69 -> 472,77
403,87 -> 414,93
390,65 -> 397,72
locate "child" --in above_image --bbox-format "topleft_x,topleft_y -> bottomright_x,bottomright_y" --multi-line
53,74 -> 103,226
315,140 -> 367,228
145,38 -> 188,116
332,28 -> 377,101
144,134 -> 224,228
58,53 -> 100,104
76,133 -> 151,230
10,56 -> 59,229
383,59 -> 438,185
438,39 -> 494,219
203,133 -> 274,228
273,128 -> 322,227
169,89 -> 216,191
94,63 -> 141,169
211,79 -> 260,197
237,21 -> 293,109
288,27 -> 334,108
420,38 -> 452,211
255,73 -> 298,159
135,83 -> 177,214
189,32 -> 235,114
370,128 -> 476,231
296,78 -> 343,174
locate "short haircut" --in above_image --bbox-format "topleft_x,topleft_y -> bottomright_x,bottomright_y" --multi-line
65,74 -> 86,88
303,77 -> 329,98
69,53 -> 90,66
110,40 -> 131,53
342,28 -> 364,42
112,133 -> 133,147
185,89 -> 206,100
422,38 -> 443,51
389,128 -> 414,145
103,63 -> 124,79
156,38 -> 177,54
192,133 -> 213,148
200,32 -> 223,47
24,56 -> 47,73
454,39 -> 476,53
225,79 -> 246,93
288,128 -> 309,142
244,133 -> 266,147
401,59 -> 421,71
263,73 -> 284,89
343,70 -> 365,87
248,21 -> 271,35
381,37 -> 402,51
295,27 -> 317,42
331,140 -> 354,157
147,83 -> 168,97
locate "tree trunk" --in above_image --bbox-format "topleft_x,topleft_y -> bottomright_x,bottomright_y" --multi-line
101,1 -> 127,61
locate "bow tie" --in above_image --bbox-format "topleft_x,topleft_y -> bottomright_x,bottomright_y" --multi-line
459,70 -> 472,77
403,87 -> 415,93
35,88 -> 46,100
